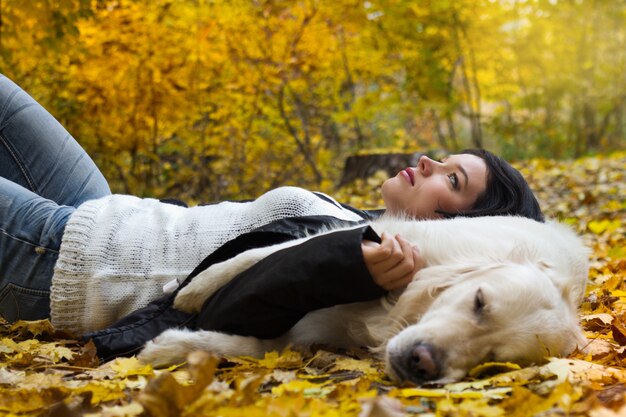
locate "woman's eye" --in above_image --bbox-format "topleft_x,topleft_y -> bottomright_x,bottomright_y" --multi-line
448,173 -> 459,189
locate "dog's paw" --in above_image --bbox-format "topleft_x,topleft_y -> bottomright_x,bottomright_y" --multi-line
138,329 -> 191,367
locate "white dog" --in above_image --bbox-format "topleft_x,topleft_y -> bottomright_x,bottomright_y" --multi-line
139,216 -> 589,384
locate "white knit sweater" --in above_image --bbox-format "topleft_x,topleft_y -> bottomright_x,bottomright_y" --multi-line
50,186 -> 365,335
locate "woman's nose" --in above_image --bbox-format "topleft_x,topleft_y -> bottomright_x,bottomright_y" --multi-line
418,155 -> 437,176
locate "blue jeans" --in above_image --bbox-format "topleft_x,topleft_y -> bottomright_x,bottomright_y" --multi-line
0,74 -> 111,321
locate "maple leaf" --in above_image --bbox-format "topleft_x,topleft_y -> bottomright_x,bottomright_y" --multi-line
9,319 -> 55,337
257,348 -> 304,369
109,357 -> 154,378
611,317 -> 626,346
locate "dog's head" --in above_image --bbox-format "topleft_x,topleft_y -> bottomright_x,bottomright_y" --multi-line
377,262 -> 586,384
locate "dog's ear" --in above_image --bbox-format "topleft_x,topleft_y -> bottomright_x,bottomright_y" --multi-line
536,260 -> 587,310
507,245 -> 587,309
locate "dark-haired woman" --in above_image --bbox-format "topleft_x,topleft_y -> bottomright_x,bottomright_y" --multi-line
0,74 -> 543,349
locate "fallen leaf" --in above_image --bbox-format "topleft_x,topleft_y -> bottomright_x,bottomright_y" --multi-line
331,358 -> 380,376
468,362 -> 522,378
582,314 -> 614,332
109,357 -> 154,378
84,402 -> 144,417
9,319 -> 55,337
258,348 -> 303,369
610,318 -> 626,346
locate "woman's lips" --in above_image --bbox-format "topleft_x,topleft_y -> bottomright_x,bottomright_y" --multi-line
401,168 -> 415,186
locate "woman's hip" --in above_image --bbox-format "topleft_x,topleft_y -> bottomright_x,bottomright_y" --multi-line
0,177 -> 74,321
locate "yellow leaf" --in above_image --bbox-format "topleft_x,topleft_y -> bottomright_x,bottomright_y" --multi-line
331,358 -> 380,375
0,389 -> 63,413
500,379 -> 582,416
588,219 -> 621,235
0,338 -> 19,354
110,357 -> 154,378
395,387 -> 491,399
9,319 -> 55,337
468,361 -> 522,378
437,397 -> 504,417
588,220 -> 610,234
271,380 -> 332,397
84,402 -> 144,417
258,348 -> 303,369
581,313 -> 614,331
38,342 -> 74,362
394,387 -> 448,398
74,380 -> 128,405
608,246 -> 626,259
16,339 -> 40,351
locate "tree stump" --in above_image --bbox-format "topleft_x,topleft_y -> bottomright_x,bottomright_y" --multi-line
337,152 -> 423,188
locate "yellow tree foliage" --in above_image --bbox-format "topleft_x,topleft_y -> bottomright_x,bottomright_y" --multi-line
0,0 -> 624,200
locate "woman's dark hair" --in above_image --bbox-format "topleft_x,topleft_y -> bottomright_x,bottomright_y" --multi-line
438,149 -> 544,222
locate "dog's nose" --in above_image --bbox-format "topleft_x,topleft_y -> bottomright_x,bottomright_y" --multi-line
389,342 -> 440,383
410,344 -> 438,378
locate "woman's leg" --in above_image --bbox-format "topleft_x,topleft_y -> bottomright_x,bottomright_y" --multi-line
0,74 -> 111,207
0,177 -> 74,321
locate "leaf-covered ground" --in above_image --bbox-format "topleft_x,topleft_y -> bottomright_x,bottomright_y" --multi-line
1,152 -> 626,417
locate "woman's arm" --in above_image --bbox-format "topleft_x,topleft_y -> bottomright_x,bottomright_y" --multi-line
194,226 -> 386,338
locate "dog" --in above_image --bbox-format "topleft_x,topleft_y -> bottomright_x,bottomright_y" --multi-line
138,216 -> 589,384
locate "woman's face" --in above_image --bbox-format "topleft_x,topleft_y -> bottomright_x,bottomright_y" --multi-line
381,154 -> 489,219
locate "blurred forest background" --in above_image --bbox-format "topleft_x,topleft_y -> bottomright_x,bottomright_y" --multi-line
0,0 -> 624,202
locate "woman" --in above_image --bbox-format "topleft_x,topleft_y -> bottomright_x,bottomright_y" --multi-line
0,74 -> 543,338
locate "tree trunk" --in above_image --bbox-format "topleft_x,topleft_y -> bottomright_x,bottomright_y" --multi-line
338,152 -> 421,188
338,25 -> 365,150
445,114 -> 459,150
277,84 -> 323,184
613,100 -> 624,148
583,102 -> 598,150
451,12 -> 483,149
430,109 -> 450,150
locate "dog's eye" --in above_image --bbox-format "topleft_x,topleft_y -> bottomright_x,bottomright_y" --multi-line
474,288 -> 486,314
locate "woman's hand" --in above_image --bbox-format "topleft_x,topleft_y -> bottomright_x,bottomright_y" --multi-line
361,233 -> 424,291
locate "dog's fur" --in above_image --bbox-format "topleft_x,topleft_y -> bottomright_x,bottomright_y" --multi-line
138,216 -> 589,384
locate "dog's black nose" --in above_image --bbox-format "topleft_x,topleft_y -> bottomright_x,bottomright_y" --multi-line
390,342 -> 440,383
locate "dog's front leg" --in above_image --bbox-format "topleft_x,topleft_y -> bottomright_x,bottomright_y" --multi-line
138,328 -> 285,367
174,238 -> 308,313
